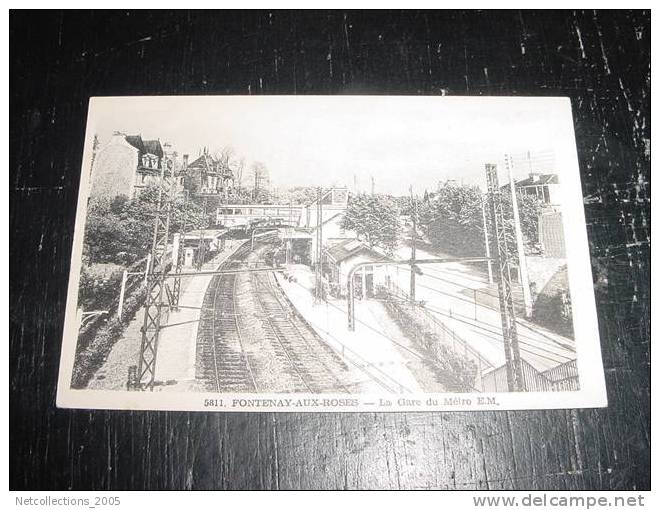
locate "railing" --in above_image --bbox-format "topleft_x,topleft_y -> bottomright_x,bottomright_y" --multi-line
481,357 -> 579,392
542,358 -> 579,391
379,280 -> 579,393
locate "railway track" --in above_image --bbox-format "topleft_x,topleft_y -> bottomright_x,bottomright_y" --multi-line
197,239 -> 352,393
197,243 -> 258,392
250,266 -> 351,393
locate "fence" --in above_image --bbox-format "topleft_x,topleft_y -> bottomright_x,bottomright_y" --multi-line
77,255 -> 151,339
481,357 -> 579,392
376,283 -> 494,391
542,358 -> 579,391
379,279 -> 579,394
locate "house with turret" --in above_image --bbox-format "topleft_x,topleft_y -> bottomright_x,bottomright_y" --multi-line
181,148 -> 235,198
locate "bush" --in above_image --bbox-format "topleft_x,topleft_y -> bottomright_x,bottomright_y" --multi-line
382,297 -> 478,391
71,285 -> 147,389
77,266 -> 124,311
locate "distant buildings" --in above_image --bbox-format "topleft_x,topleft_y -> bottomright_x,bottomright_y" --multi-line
510,172 -> 564,257
89,132 -> 171,200
513,172 -> 561,205
181,148 -> 235,197
89,136 -> 238,205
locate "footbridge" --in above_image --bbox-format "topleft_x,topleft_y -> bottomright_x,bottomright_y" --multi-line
215,187 -> 349,230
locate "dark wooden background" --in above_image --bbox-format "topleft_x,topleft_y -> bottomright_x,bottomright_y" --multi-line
10,10 -> 650,490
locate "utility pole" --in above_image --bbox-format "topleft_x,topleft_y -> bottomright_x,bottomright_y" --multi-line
485,163 -> 524,392
409,186 -> 417,303
130,156 -> 173,391
196,229 -> 203,270
314,187 -> 323,303
117,270 -> 128,320
505,153 -> 533,317
171,190 -> 189,310
481,196 -> 494,284
196,196 -> 208,270
254,169 -> 258,201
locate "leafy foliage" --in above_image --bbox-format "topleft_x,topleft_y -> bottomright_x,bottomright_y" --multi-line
278,186 -> 319,205
340,193 -> 400,255
417,183 -> 542,258
418,184 -> 486,257
83,186 -> 208,265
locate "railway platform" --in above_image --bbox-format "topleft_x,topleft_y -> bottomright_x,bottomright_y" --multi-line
275,265 -> 428,393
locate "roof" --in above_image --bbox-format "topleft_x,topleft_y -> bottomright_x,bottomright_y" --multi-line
324,238 -> 388,264
182,229 -> 227,241
143,139 -> 163,158
514,174 -> 559,187
187,153 -> 214,172
124,135 -> 144,153
124,135 -> 163,158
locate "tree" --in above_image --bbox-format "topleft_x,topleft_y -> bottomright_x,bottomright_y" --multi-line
280,186 -> 318,205
509,191 -> 542,245
418,183 -> 485,257
214,146 -> 236,169
83,185 -> 208,265
340,193 -> 400,255
417,183 -> 542,258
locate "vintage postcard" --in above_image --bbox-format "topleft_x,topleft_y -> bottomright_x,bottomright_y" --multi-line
56,96 -> 607,412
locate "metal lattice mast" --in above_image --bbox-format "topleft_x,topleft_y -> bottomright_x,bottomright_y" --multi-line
131,159 -> 173,391
504,154 -> 533,317
314,187 -> 323,303
170,190 -> 188,309
409,186 -> 417,303
485,163 -> 524,392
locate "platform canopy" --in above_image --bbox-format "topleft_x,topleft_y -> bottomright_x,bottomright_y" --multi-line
182,228 -> 228,241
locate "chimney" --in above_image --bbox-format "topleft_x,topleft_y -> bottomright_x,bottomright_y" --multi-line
530,172 -> 540,182
111,131 -> 126,142
183,154 -> 189,171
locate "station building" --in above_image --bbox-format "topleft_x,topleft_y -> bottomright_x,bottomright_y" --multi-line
322,239 -> 392,299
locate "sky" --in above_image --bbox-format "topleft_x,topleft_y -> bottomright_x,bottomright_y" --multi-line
87,96 -> 577,195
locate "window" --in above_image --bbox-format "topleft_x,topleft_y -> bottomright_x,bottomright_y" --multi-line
542,186 -> 550,203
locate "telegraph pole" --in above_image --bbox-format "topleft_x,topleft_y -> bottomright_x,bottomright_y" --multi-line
171,190 -> 189,309
505,154 -> 533,317
314,187 -> 323,303
485,163 -> 524,391
409,186 -> 417,303
481,197 -> 494,284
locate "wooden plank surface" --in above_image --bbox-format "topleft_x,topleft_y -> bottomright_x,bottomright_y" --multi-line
9,10 -> 650,490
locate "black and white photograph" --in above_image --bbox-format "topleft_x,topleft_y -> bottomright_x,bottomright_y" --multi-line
55,96 -> 605,411
11,8 -> 650,494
